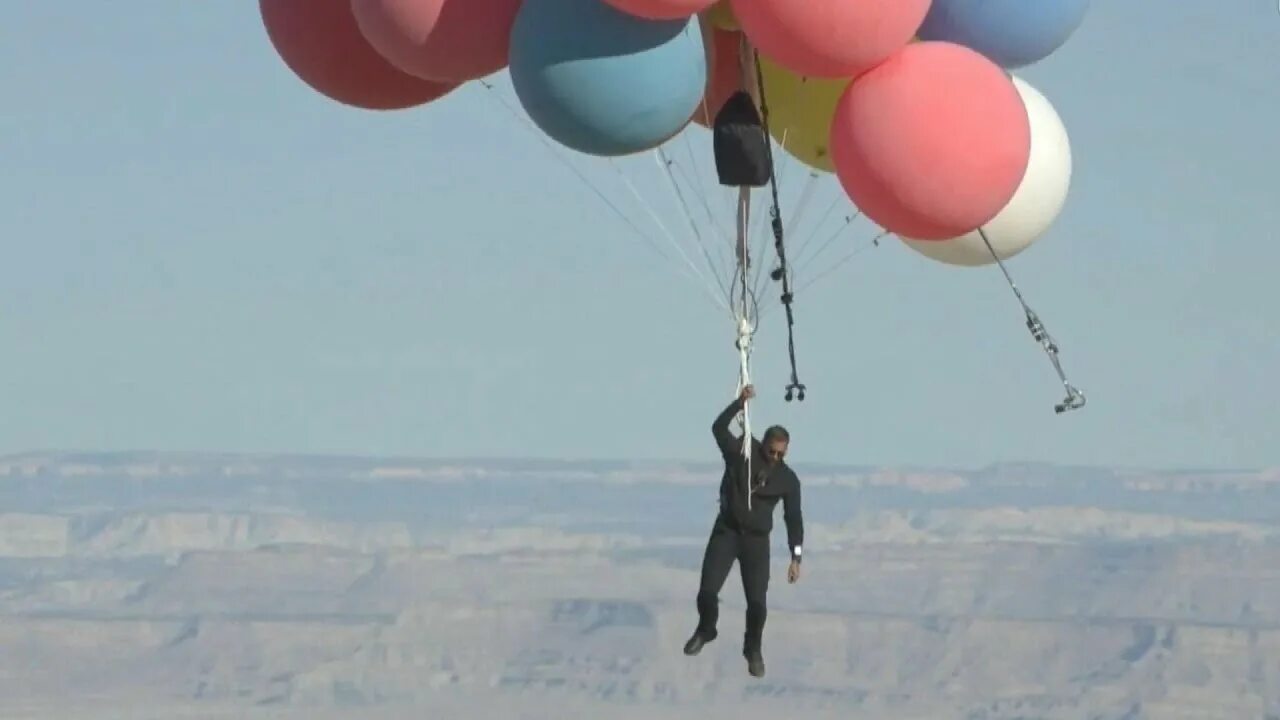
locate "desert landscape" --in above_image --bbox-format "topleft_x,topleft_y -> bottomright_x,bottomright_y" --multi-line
2,453 -> 1279,719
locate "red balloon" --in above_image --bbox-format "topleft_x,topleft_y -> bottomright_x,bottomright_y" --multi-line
730,0 -> 928,78
691,26 -> 743,128
601,0 -> 717,20
260,0 -> 457,110
350,0 -> 522,82
828,42 -> 1031,240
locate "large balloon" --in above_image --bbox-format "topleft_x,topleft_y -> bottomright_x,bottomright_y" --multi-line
509,0 -> 706,156
259,0 -> 457,110
602,0 -> 717,21
730,0 -> 930,79
757,55 -> 848,172
350,0 -> 522,82
916,0 -> 1089,68
691,26 -> 742,128
828,42 -> 1030,240
900,76 -> 1071,266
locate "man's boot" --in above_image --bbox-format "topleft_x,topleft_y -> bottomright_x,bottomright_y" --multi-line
684,628 -> 716,656
683,633 -> 706,656
687,590 -> 719,656
744,648 -> 765,677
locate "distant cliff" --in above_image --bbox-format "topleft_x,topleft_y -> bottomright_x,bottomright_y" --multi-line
1,452 -> 1278,719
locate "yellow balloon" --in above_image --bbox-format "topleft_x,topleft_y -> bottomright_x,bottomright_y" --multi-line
704,0 -> 738,30
757,55 -> 850,173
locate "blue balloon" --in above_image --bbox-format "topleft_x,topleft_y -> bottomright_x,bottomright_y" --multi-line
916,0 -> 1089,69
508,0 -> 706,157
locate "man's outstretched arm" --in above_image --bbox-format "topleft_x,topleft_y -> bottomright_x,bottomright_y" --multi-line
712,386 -> 751,459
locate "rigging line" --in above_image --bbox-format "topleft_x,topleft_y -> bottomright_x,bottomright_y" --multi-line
477,79 -> 703,288
790,230 -> 886,297
789,188 -> 856,270
787,171 -> 823,234
668,162 -> 737,304
607,158 -> 734,316
780,163 -> 821,226
653,148 -> 734,308
793,210 -> 863,275
732,180 -> 751,306
744,130 -> 792,272
730,214 -> 763,330
804,192 -> 845,245
748,128 -> 795,303
737,188 -> 753,323
751,136 -> 822,306
735,183 -> 754,511
977,227 -> 1087,415
757,230 -> 883,324
729,258 -> 763,333
752,49 -> 805,402
663,140 -> 737,286
754,168 -> 821,303
676,129 -> 733,250
745,181 -> 771,272
731,184 -> 763,331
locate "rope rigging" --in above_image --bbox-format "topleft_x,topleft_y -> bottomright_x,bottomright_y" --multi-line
730,42 -> 757,510
477,74 -> 1080,419
751,50 -> 805,403
978,227 -> 1086,414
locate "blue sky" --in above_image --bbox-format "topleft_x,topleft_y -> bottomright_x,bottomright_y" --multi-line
1,3 -> 1276,469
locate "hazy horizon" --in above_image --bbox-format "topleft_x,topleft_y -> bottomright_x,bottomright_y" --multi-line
3,454 -> 1280,718
2,448 -> 1271,476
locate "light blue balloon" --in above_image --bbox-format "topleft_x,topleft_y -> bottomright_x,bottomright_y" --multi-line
916,0 -> 1090,69
508,0 -> 706,157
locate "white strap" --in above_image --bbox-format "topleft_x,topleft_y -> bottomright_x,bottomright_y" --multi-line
736,316 -> 752,512
735,181 -> 754,512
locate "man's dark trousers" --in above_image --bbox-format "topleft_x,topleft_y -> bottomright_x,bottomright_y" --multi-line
694,514 -> 770,654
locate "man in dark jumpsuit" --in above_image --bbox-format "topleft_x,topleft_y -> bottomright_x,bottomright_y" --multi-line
682,383 -> 803,678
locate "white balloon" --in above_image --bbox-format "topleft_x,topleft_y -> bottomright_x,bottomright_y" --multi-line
899,75 -> 1072,267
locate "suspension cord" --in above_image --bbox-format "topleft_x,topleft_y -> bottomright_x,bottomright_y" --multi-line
978,228 -> 1086,414
737,39 -> 752,509
732,195 -> 763,511
736,187 -> 754,510
751,50 -> 805,402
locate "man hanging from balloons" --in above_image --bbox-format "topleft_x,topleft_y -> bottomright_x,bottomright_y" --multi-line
258,0 -> 1091,677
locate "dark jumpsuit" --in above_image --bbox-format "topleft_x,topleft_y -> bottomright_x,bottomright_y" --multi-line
694,396 -> 803,654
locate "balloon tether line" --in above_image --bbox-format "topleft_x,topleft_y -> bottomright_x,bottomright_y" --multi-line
977,227 -> 1086,414
751,49 -> 805,403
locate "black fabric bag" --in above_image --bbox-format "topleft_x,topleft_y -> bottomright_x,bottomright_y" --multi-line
712,90 -> 772,187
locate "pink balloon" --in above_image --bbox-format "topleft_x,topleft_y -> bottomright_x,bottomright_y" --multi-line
828,42 -> 1031,240
692,26 -> 743,128
601,0 -> 717,20
260,0 -> 458,110
730,0 -> 929,78
350,0 -> 522,82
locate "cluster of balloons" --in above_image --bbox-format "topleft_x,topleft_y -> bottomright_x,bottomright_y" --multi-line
258,0 -> 1088,267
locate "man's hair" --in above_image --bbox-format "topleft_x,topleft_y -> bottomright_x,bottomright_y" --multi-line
762,425 -> 790,444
